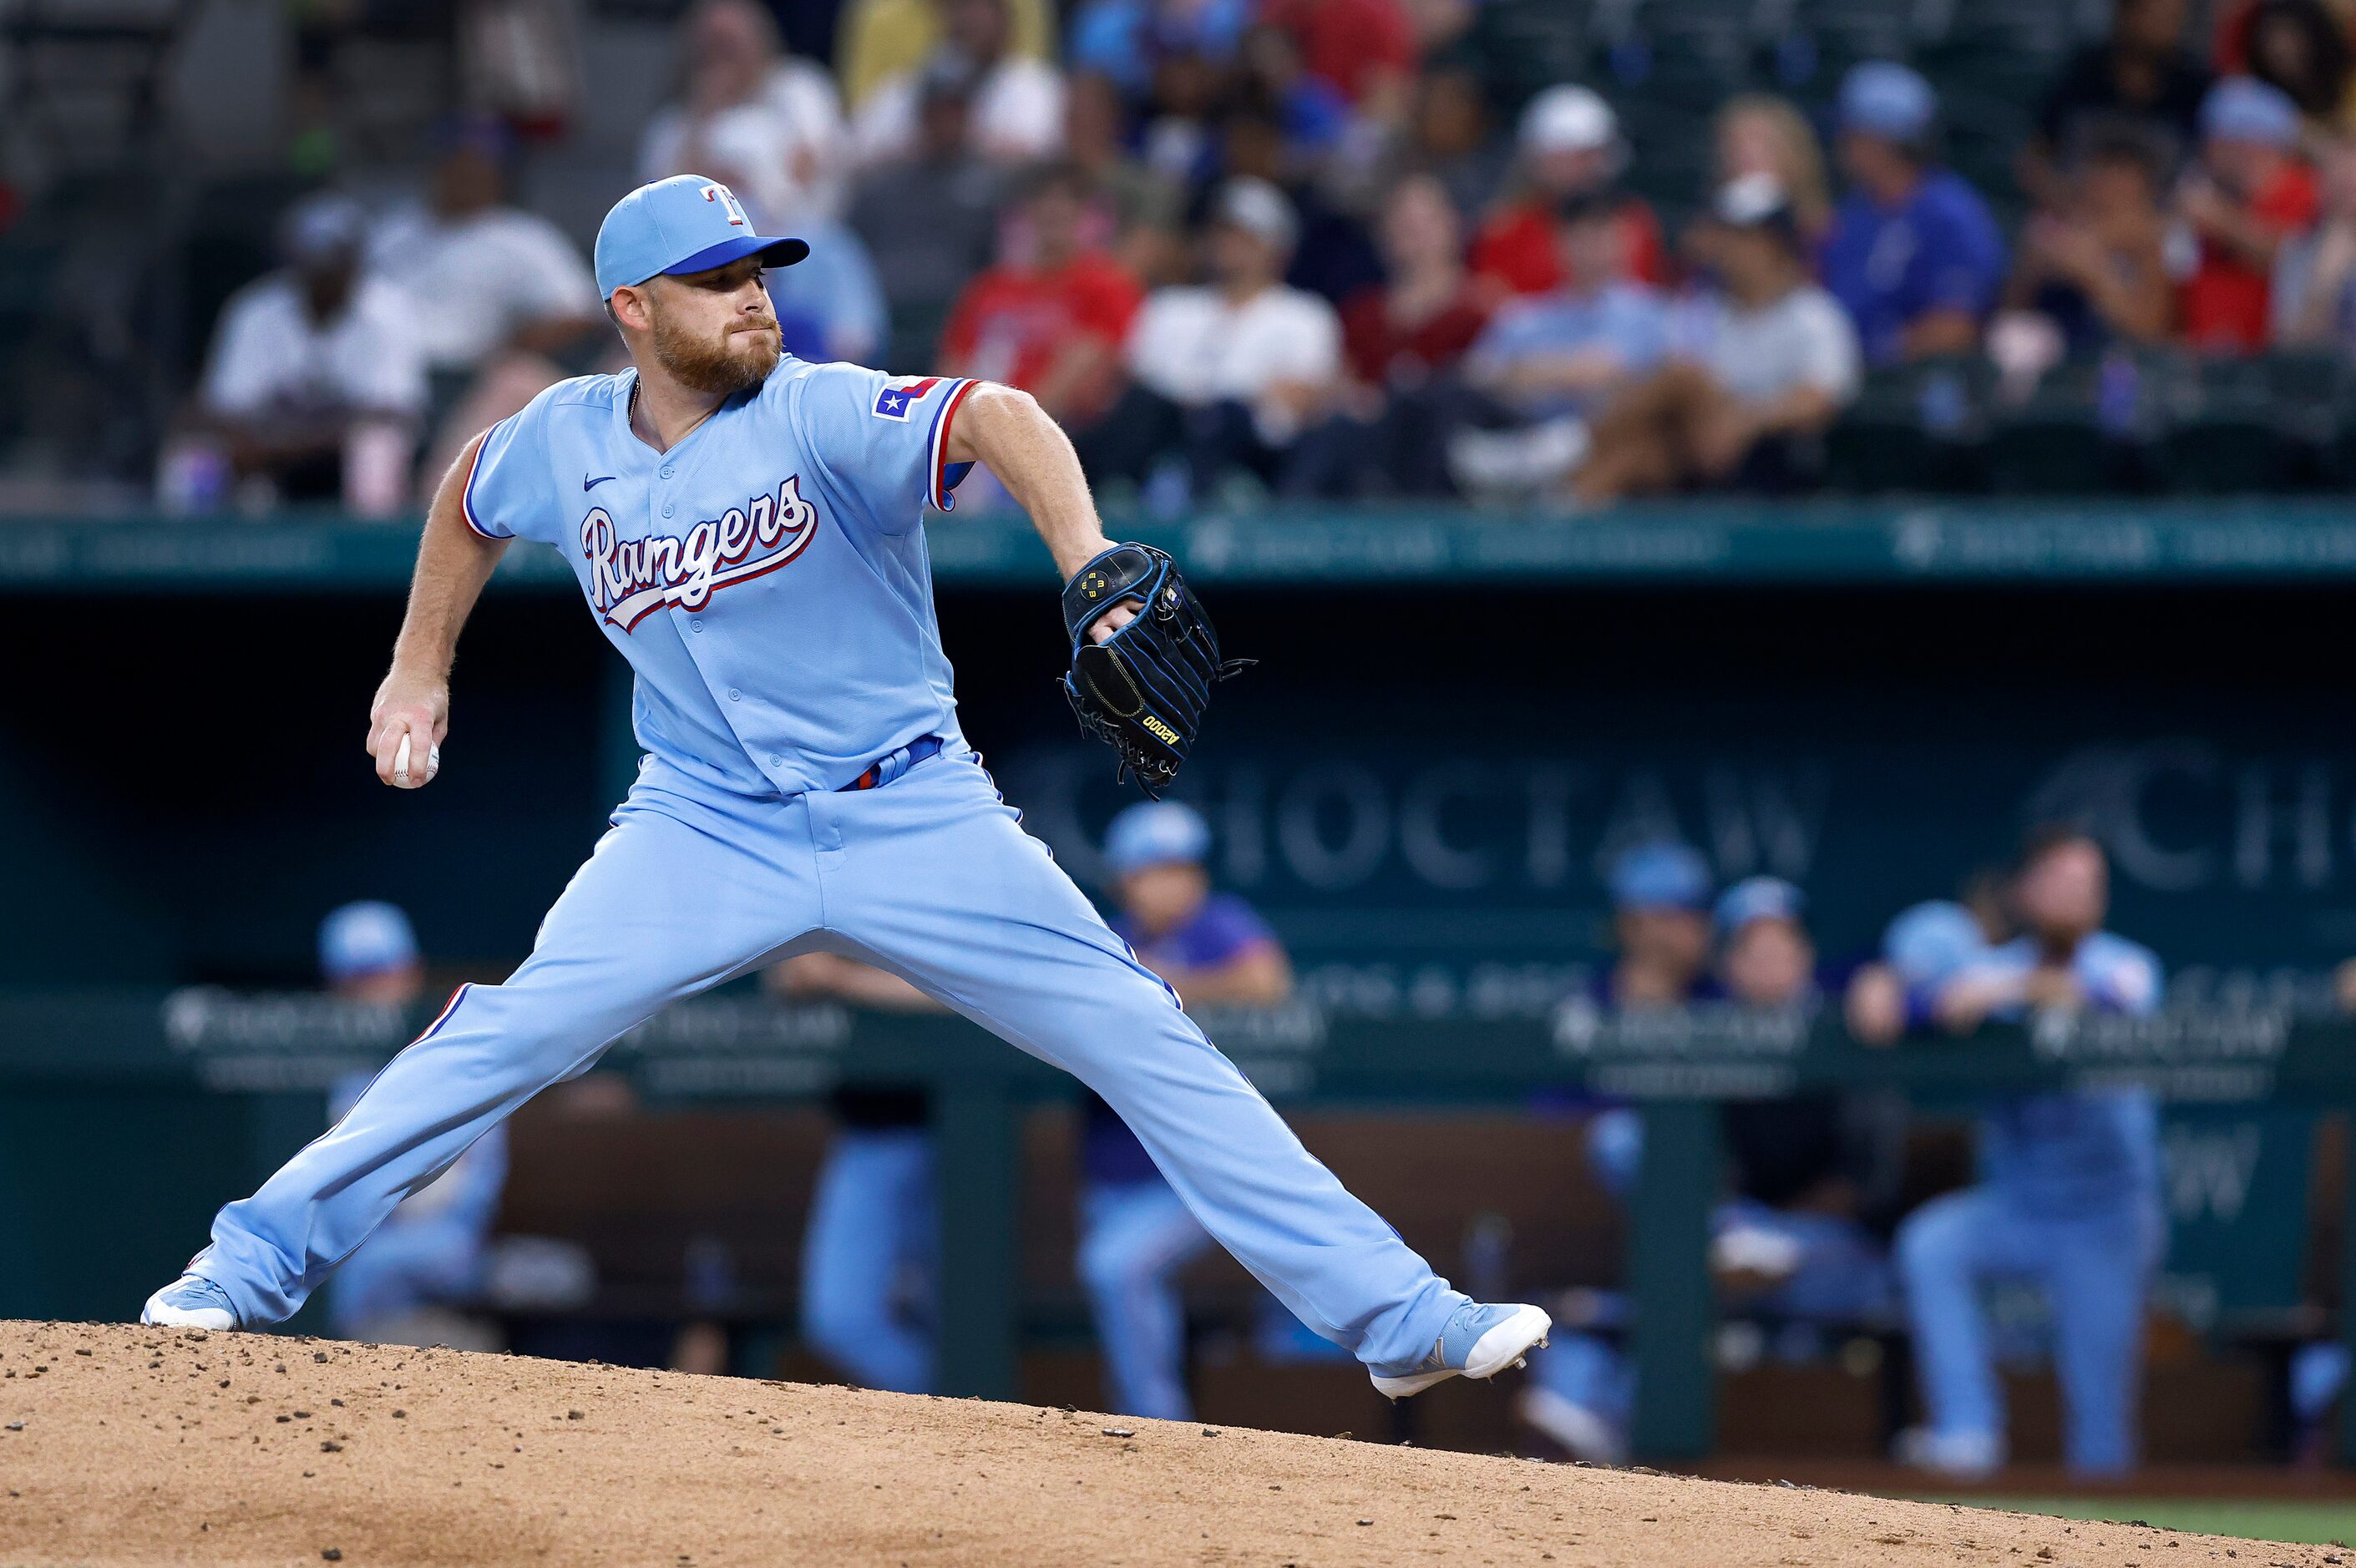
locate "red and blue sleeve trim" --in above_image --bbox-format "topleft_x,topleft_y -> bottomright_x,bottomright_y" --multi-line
925,378 -> 979,513
459,422 -> 514,540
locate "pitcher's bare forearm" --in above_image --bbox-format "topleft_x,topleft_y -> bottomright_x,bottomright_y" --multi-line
367,432 -> 509,785
943,382 -> 1111,581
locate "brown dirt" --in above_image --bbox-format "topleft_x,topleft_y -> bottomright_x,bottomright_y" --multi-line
0,1322 -> 2335,1567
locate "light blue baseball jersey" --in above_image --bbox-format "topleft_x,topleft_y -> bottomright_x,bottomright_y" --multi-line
461,361 -> 979,797
1958,930 -> 2165,1216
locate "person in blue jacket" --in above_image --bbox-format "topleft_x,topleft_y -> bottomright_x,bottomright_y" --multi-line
1821,62 -> 2008,366
1894,826 -> 2165,1479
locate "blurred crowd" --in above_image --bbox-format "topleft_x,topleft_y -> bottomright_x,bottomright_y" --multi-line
146,0 -> 2356,515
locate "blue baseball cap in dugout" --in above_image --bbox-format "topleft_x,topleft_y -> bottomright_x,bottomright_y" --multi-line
1839,60 -> 1937,141
319,900 -> 421,984
1715,875 -> 1806,936
1104,801 -> 1213,875
593,175 -> 812,299
1607,842 -> 1713,912
1881,899 -> 1990,988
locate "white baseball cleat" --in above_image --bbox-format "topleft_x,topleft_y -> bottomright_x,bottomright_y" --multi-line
141,1274 -> 239,1331
1368,1300 -> 1553,1399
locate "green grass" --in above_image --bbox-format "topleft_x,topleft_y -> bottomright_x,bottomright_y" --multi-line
1937,1498 -> 2356,1546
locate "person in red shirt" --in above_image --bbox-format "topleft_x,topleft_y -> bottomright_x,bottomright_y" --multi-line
2177,74 -> 2319,348
1471,83 -> 1666,298
1260,0 -> 1415,107
1288,170 -> 1492,495
937,163 -> 1144,427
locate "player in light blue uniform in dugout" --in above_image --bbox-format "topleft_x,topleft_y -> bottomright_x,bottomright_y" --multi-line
1077,801 -> 1294,1420
144,175 -> 1550,1400
314,903 -> 508,1343
1894,827 -> 2165,1479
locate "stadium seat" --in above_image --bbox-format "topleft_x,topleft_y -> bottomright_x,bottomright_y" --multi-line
1982,357 -> 2151,495
2150,353 -> 2303,495
1824,358 -> 1989,495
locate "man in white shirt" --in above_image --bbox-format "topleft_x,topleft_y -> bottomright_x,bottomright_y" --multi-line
195,194 -> 428,509
1574,175 -> 1861,503
637,0 -> 851,225
368,118 -> 604,376
1080,176 -> 1340,498
852,0 -> 1062,168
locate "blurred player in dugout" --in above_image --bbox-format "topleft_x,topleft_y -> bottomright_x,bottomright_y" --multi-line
1523,847 -> 1900,1465
317,902 -> 508,1347
777,801 -> 1296,1418
1852,828 -> 2165,1480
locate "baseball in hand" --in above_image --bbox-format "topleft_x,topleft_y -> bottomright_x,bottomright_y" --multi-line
392,733 -> 441,788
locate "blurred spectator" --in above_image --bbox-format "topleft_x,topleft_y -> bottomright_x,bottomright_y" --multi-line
2178,76 -> 2319,351
1077,802 -> 1292,1421
1399,64 -> 1512,227
184,194 -> 425,516
1573,176 -> 1858,503
2274,134 -> 2356,345
1471,86 -> 1667,300
836,0 -> 1055,110
1262,0 -> 1416,109
317,902 -> 509,1348
368,117 -> 603,377
1217,104 -> 1385,306
1082,177 -> 1342,500
1231,23 -> 1355,177
1448,190 -> 1668,498
2240,0 -> 2356,136
1712,95 -> 1832,248
638,0 -> 852,226
1822,63 -> 2007,367
846,63 -> 1004,370
1066,72 -> 1188,285
852,0 -> 1064,167
2027,0 -> 2212,210
1896,828 -> 2166,1479
1138,43 -> 1233,194
1286,172 -> 1489,497
766,217 -> 891,362
1068,0 -> 1251,98
937,164 -> 1143,426
770,952 -> 945,1394
2003,129 -> 2179,352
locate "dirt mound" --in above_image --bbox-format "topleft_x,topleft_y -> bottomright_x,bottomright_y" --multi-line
0,1321 -> 2330,1566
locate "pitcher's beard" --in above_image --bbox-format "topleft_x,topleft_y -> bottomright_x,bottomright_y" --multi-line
651,315 -> 781,397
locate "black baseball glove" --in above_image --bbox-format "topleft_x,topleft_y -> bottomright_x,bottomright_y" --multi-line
1061,543 -> 1248,798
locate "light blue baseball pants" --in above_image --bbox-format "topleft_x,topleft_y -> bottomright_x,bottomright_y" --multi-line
799,1127 -> 937,1393
189,750 -> 1467,1368
1077,1176 -> 1214,1420
1897,1186 -> 2162,1476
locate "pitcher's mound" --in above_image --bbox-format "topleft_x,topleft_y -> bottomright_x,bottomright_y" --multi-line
0,1321 -> 2328,1565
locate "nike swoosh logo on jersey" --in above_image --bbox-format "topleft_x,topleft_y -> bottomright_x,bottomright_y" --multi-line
584,474 -> 617,490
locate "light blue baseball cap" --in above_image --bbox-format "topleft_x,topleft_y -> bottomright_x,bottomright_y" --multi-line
1715,875 -> 1806,935
1607,842 -> 1712,913
592,175 -> 811,300
2201,75 -> 2300,149
1839,60 -> 1937,140
1105,802 -> 1213,875
1881,899 -> 1989,987
319,900 -> 420,984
